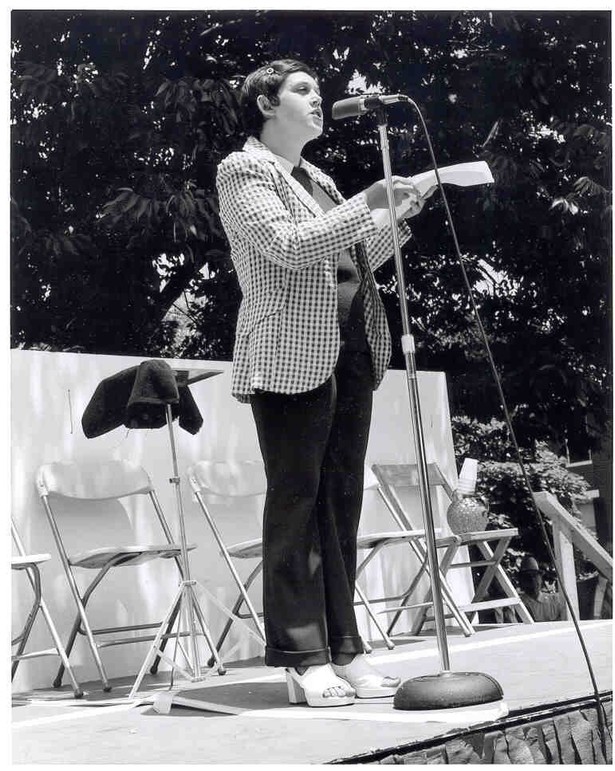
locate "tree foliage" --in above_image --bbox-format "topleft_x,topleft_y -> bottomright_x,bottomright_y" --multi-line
452,415 -> 592,589
11,11 -> 241,356
11,10 -> 611,452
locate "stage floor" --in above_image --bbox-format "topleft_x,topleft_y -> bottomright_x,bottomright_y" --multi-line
11,620 -> 613,764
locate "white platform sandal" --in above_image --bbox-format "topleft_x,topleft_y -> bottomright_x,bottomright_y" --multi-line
331,655 -> 400,698
285,664 -> 355,707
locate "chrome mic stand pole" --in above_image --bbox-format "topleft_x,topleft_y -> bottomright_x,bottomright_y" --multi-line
375,108 -> 451,672
374,106 -> 506,716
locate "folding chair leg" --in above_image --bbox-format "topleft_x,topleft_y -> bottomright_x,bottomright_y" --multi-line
205,588 -> 260,666
39,598 -> 83,697
470,540 -> 507,604
225,579 -> 263,637
13,565 -> 83,697
42,499 -> 112,691
12,567 -> 43,679
408,549 -> 447,637
410,577 -> 476,637
206,561 -> 265,667
386,566 -> 427,636
207,605 -> 240,668
54,562 -> 110,687
196,492 -> 266,656
12,605 -> 39,670
58,588 -> 111,691
473,540 -> 535,625
227,560 -> 265,641
354,583 -> 395,650
409,541 -> 475,637
190,587 -> 226,675
53,609 -> 82,688
11,638 -> 28,679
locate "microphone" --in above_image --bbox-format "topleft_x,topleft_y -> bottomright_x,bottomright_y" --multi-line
331,94 -> 409,120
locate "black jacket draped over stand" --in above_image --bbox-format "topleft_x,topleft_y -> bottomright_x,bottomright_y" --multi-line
82,359 -> 203,438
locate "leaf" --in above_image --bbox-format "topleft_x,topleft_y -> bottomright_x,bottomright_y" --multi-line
121,194 -> 141,213
134,196 -> 150,221
155,80 -> 170,97
60,236 -> 78,255
101,191 -> 130,208
550,197 -> 579,214
573,176 -> 607,197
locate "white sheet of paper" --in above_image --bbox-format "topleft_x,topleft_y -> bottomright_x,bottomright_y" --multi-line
371,161 -> 494,229
411,161 -> 494,195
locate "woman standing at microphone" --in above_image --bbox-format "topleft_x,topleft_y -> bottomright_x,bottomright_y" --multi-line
216,59 -> 431,708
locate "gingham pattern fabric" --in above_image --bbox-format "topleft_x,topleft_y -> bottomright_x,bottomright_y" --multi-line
216,136 -> 413,402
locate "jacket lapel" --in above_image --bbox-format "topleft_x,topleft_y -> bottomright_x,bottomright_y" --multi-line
242,137 -> 323,218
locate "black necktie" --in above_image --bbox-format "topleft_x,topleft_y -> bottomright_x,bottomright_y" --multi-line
291,166 -> 362,285
291,166 -> 337,213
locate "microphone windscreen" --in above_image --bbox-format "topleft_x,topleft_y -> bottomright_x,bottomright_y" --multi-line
331,97 -> 363,121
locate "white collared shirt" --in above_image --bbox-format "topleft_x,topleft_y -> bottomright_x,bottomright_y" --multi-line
271,152 -> 298,173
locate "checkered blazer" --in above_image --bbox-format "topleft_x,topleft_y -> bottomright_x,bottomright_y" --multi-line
216,136 -> 412,402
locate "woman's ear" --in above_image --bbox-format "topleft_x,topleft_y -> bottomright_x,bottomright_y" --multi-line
256,94 -> 275,118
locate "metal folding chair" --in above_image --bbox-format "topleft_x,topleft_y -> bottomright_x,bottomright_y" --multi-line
371,463 -> 534,636
187,460 -> 423,656
187,460 -> 267,662
12,518 -> 83,697
36,459 -> 194,692
353,468 -> 433,649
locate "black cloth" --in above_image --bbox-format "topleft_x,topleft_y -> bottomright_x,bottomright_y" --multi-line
82,359 -> 203,438
291,166 -> 368,352
250,348 -> 373,667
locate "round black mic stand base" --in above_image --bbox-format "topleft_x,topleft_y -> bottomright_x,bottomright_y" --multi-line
394,671 -> 508,722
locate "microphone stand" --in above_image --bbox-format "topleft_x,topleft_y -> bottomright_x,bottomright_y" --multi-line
374,105 -> 507,717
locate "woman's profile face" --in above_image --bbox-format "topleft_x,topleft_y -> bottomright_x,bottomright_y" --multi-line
265,71 -> 323,140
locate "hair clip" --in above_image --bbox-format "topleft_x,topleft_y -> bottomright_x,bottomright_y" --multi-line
265,67 -> 275,74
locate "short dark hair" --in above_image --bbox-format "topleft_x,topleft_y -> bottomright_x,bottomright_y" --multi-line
240,59 -> 318,137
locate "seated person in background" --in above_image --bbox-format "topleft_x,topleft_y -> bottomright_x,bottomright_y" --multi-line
518,555 -> 567,621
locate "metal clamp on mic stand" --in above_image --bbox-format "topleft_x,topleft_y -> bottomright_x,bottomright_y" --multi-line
372,104 -> 508,720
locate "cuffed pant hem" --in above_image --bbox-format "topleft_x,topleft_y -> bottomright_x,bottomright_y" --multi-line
265,645 -> 331,668
329,635 -> 364,657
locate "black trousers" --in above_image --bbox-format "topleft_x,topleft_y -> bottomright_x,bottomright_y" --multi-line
250,349 -> 374,667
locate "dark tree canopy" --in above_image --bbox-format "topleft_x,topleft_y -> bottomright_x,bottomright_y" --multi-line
11,10 -> 611,454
